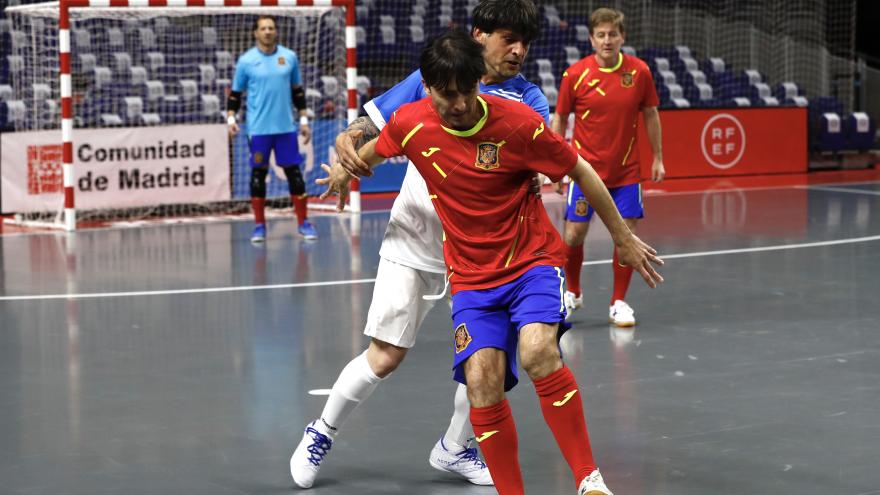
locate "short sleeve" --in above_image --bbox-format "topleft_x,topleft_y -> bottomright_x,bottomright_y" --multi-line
374,111 -> 405,158
232,56 -> 248,92
555,65 -> 577,116
522,86 -> 550,123
641,66 -> 659,108
289,52 -> 302,86
524,116 -> 579,182
363,70 -> 427,129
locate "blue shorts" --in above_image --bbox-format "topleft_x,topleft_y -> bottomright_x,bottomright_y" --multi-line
450,266 -> 569,391
248,132 -> 302,168
565,182 -> 644,222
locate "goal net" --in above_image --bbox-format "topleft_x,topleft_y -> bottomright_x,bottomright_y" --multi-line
2,1 -> 356,230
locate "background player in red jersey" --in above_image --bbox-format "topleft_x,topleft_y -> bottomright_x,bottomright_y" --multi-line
318,30 -> 663,495
553,7 -> 666,327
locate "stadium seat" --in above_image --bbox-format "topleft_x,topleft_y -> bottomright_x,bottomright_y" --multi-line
563,46 -> 580,67
138,28 -> 156,50
198,64 -> 215,86
107,27 -> 125,49
179,80 -> 198,101
146,52 -> 165,75
732,97 -> 751,107
743,69 -> 762,84
5,100 -> 25,125
141,113 -> 161,125
159,95 -> 182,123
786,95 -> 808,107
78,53 -> 97,73
818,112 -> 845,151
356,75 -> 371,96
0,20 -> 11,35
202,27 -> 217,48
748,82 -> 771,100
674,45 -> 692,59
100,113 -> 124,126
658,69 -> 676,85
94,67 -> 112,90
409,15 -> 423,28
214,51 -> 233,75
845,112 -> 876,150
201,94 -> 220,118
410,25 -> 425,43
113,52 -> 131,74
622,45 -> 637,57
123,96 -> 143,120
320,76 -> 339,98
543,85 -> 557,108
145,80 -> 165,101
574,25 -> 589,43
0,84 -> 12,101
758,96 -> 780,107
671,97 -> 690,108
775,82 -> 800,101
131,66 -> 147,86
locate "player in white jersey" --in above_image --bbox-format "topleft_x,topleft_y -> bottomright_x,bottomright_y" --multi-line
289,0 -> 547,488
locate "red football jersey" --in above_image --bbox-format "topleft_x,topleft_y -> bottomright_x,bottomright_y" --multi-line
556,53 -> 659,188
375,94 -> 579,293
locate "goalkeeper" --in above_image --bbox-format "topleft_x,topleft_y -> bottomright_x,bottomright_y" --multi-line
227,15 -> 316,242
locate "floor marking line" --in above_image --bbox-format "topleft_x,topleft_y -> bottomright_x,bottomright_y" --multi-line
796,185 -> 880,196
2,235 -> 878,301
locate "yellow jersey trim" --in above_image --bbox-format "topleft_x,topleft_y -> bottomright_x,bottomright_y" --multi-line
580,109 -> 591,120
401,123 -> 424,148
432,162 -> 447,178
441,96 -> 488,137
573,68 -> 590,90
598,53 -> 624,73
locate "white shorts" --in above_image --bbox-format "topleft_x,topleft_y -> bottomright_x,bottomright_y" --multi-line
363,257 -> 447,348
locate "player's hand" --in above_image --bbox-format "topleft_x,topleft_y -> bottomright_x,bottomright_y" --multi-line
315,162 -> 353,212
300,124 -> 311,145
228,121 -> 240,136
335,130 -> 373,177
552,181 -> 565,195
616,233 -> 664,288
651,158 -> 666,182
529,174 -> 545,197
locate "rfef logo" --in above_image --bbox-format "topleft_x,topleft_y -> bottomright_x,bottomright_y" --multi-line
700,113 -> 746,170
27,144 -> 63,195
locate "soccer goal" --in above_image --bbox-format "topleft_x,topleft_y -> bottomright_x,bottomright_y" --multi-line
2,0 -> 359,231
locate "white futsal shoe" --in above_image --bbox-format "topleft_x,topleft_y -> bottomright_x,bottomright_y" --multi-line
609,300 -> 636,327
564,291 -> 583,320
578,469 -> 614,495
290,420 -> 334,488
429,438 -> 494,485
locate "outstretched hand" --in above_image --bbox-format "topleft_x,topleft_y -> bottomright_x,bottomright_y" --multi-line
616,233 -> 664,288
335,129 -> 373,177
315,162 -> 354,212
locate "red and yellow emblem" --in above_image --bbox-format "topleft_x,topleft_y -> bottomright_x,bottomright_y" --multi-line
621,70 -> 634,88
454,323 -> 472,354
278,56 -> 286,66
575,198 -> 589,217
475,141 -> 505,171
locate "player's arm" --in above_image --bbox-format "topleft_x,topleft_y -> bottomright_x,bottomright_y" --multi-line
316,137 -> 385,211
567,156 -> 664,287
227,60 -> 247,136
334,116 -> 381,178
643,106 -> 665,182
292,84 -> 311,144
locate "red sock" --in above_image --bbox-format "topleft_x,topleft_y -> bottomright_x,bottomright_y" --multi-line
611,248 -> 634,305
292,195 -> 307,226
251,197 -> 266,225
563,243 -> 584,296
534,366 -> 596,485
470,400 -> 524,495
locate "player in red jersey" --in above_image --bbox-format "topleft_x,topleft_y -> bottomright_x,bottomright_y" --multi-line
318,30 -> 663,495
553,7 -> 666,327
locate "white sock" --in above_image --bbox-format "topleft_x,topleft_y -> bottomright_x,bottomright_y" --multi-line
319,350 -> 383,435
442,383 -> 471,450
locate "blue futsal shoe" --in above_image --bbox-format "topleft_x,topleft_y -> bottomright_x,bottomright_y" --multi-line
298,220 -> 318,240
250,223 -> 266,243
290,420 -> 334,488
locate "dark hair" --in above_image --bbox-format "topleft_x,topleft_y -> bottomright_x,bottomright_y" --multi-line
420,30 -> 487,92
471,0 -> 540,45
252,15 -> 276,32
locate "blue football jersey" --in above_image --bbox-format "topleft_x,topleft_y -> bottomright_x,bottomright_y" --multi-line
232,45 -> 302,136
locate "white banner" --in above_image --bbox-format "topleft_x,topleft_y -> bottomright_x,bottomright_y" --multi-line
1,124 -> 230,213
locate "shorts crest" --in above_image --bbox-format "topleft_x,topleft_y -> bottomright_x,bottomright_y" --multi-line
253,151 -> 265,165
575,198 -> 589,217
454,323 -> 472,354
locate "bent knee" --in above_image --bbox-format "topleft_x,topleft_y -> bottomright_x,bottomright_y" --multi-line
367,340 -> 408,377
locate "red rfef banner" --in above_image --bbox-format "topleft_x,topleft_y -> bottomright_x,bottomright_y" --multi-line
637,107 -> 807,179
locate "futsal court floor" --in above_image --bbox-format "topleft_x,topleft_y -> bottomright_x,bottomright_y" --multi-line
1,169 -> 879,495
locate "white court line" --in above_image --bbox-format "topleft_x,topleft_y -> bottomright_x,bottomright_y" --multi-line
796,185 -> 880,196
1,235 -> 879,302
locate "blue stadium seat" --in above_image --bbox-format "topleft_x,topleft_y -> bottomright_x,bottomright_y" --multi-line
817,112 -> 845,151
845,112 -> 876,151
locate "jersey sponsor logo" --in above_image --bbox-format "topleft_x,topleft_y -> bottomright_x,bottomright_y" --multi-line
278,56 -> 286,66
475,430 -> 499,443
575,198 -> 589,217
475,141 -> 505,171
621,71 -> 634,88
454,323 -> 472,353
553,389 -> 579,407
532,122 -> 545,140
421,147 -> 441,157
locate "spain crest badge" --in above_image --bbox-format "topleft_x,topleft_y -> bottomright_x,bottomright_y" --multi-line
454,323 -> 472,354
475,141 -> 505,171
621,70 -> 634,88
278,56 -> 286,66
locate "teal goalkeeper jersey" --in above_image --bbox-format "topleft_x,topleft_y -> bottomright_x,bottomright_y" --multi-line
232,45 -> 302,136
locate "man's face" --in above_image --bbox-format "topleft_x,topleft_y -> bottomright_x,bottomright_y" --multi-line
254,18 -> 277,47
474,28 -> 530,81
590,22 -> 624,61
425,80 -> 481,130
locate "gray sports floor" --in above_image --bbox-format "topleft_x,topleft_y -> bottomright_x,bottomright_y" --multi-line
1,179 -> 879,494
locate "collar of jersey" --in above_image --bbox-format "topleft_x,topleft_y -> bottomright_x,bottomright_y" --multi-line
441,96 -> 488,137
597,53 -> 624,73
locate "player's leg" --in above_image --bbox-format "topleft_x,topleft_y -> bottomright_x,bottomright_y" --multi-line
275,131 -> 316,240
563,182 -> 592,316
608,183 -> 644,327
453,289 -> 523,494
513,266 -> 612,494
290,259 -> 442,488
248,135 -> 272,243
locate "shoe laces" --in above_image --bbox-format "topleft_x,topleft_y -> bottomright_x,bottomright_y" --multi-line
455,445 -> 487,470
304,426 -> 332,466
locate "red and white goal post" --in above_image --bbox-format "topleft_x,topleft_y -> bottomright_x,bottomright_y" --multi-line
6,0 -> 360,231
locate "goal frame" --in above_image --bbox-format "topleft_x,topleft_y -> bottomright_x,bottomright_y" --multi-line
58,0 -> 360,231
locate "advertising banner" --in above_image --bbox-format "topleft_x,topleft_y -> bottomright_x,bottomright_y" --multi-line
1,124 -> 230,212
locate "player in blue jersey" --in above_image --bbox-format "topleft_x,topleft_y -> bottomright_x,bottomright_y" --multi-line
227,15 -> 316,243
289,1 -> 549,489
